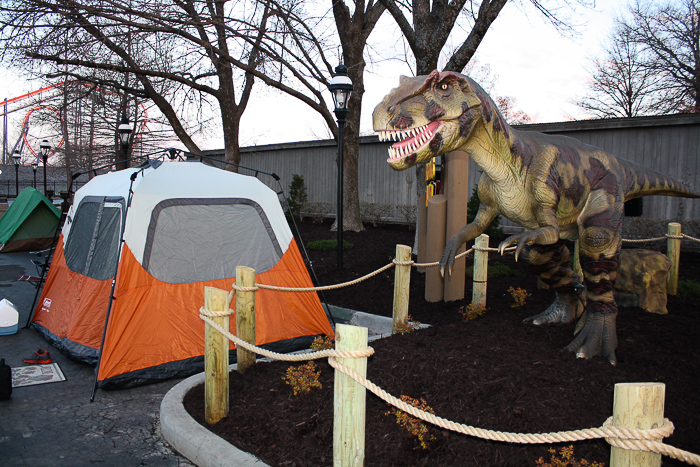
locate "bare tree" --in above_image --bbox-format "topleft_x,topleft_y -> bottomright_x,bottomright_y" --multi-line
378,0 -> 592,76
331,0 -> 386,231
577,24 -> 664,118
0,0 -> 386,231
496,96 -> 533,124
0,0 -> 278,170
621,0 -> 700,112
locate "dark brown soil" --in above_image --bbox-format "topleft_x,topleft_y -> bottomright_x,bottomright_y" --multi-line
184,220 -> 700,466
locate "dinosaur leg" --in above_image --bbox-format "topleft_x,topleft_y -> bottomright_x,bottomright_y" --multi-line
521,241 -> 583,325
564,218 -> 622,365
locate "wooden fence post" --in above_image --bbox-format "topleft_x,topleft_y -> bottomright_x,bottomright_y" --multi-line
333,324 -> 368,467
235,266 -> 256,373
610,382 -> 665,467
666,222 -> 681,295
204,286 -> 230,425
472,234 -> 489,308
392,244 -> 412,334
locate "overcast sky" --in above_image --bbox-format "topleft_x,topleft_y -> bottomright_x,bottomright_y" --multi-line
237,0 -> 631,147
1,0 -> 631,150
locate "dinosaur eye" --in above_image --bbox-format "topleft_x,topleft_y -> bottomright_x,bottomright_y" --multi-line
436,82 -> 452,98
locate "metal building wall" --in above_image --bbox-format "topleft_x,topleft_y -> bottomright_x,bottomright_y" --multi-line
223,113 -> 700,226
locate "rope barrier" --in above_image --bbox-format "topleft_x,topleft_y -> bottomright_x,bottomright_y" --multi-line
224,231 -> 699,295
199,308 -> 699,465
199,311 -> 374,361
232,262 -> 396,293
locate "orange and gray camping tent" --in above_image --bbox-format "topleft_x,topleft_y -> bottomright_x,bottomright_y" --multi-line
31,159 -> 334,388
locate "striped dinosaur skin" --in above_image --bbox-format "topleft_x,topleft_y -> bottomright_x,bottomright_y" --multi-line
373,70 -> 700,365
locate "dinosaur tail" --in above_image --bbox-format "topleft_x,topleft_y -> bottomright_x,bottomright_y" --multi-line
622,159 -> 700,201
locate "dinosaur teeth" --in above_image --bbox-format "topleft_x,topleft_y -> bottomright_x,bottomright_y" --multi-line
380,121 -> 443,161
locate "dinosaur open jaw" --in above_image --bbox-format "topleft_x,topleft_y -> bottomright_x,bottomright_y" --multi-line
378,121 -> 443,162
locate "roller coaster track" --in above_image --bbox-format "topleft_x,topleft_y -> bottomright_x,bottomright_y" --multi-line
1,81 -> 147,164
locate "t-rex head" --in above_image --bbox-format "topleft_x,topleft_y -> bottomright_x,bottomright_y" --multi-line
373,70 -> 502,170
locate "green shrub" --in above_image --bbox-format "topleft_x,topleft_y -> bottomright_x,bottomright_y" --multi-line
678,279 -> 700,300
287,174 -> 308,220
306,239 -> 354,251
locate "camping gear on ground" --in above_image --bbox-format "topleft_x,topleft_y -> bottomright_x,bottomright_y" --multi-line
0,187 -> 60,252
0,358 -> 11,400
0,299 -> 19,335
22,348 -> 52,364
30,160 -> 334,389
11,362 -> 65,388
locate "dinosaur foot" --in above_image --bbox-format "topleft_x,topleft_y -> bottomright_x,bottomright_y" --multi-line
564,311 -> 618,365
524,289 -> 582,325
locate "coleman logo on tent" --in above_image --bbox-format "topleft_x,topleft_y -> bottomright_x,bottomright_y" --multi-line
41,298 -> 51,313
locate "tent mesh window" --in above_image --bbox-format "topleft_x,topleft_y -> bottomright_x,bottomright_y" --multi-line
64,197 -> 123,281
142,199 -> 283,284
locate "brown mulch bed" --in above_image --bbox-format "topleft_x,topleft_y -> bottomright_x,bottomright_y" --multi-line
184,219 -> 700,466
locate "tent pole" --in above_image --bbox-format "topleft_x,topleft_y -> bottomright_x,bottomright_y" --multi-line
90,171 -> 139,402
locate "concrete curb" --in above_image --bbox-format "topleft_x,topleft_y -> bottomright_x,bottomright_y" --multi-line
160,368 -> 269,467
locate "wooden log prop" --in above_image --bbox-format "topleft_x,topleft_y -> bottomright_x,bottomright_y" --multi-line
472,234 -> 489,308
204,286 -> 230,425
333,324 -> 368,467
610,382 -> 665,467
417,193 -> 428,272
392,244 -> 412,334
666,222 -> 681,295
235,266 -> 256,373
443,151 -> 469,302
425,194 -> 446,302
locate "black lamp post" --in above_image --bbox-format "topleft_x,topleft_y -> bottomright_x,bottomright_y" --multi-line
328,63 -> 353,270
12,151 -> 21,197
31,162 -> 37,189
40,139 -> 50,195
118,115 -> 133,165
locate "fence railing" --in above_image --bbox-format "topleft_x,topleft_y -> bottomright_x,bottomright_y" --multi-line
199,222 -> 700,466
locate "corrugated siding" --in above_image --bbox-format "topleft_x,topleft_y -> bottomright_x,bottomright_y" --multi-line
231,114 -> 699,225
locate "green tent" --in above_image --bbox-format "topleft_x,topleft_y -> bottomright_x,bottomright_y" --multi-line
0,187 -> 61,252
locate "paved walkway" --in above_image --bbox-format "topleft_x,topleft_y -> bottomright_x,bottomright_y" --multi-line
0,250 -> 194,466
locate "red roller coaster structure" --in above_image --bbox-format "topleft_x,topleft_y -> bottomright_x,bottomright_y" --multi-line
1,81 -> 147,165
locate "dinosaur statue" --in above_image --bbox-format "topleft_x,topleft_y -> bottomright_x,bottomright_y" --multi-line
372,70 -> 700,365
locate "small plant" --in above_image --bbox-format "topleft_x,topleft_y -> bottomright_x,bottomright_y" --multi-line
678,279 -> 700,300
385,395 -> 436,450
304,201 -> 333,223
535,445 -> 605,467
287,174 -> 308,221
394,315 -> 422,334
310,335 -> 334,351
306,239 -> 354,251
360,202 -> 393,227
459,303 -> 486,321
282,361 -> 322,396
508,286 -> 530,308
397,204 -> 417,227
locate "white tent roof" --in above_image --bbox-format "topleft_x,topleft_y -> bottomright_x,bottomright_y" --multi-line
63,160 -> 292,281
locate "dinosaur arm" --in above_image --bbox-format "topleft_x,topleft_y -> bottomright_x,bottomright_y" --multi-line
440,201 -> 500,277
498,206 -> 560,261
